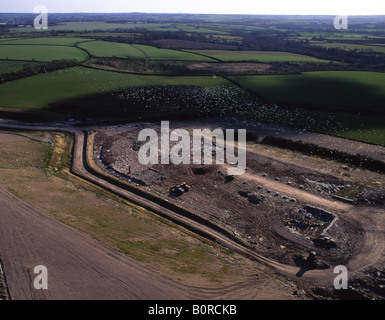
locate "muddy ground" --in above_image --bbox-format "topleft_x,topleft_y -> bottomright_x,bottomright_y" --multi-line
91,119 -> 385,278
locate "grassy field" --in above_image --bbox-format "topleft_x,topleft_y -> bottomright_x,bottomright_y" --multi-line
1,66 -> 384,144
78,41 -> 215,61
176,24 -> 229,35
234,71 -> 385,145
78,41 -> 146,59
0,60 -> 31,75
184,50 -> 331,63
11,21 -> 230,34
132,44 -> 216,61
234,71 -> 385,111
0,37 -> 22,41
1,24 -> 383,145
0,66 -> 229,110
0,44 -> 88,62
297,32 -> 384,41
11,21 -> 141,32
311,42 -> 385,54
241,106 -> 385,145
0,37 -> 94,46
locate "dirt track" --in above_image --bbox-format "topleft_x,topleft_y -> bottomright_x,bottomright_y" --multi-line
0,122 -> 385,299
218,163 -> 352,214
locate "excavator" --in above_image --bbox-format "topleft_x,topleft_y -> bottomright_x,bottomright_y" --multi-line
169,182 -> 191,197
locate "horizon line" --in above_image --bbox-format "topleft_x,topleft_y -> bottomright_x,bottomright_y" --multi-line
1,12 -> 385,16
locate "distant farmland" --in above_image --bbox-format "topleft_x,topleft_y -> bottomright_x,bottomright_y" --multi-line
296,32 -> 384,41
134,44 -> 216,61
152,39 -> 237,50
0,37 -> 94,46
0,27 -> 383,145
78,41 -> 215,61
0,44 -> 88,62
310,42 -> 385,54
0,66 -> 229,110
78,41 -> 146,59
10,21 -> 232,34
184,50 -> 331,63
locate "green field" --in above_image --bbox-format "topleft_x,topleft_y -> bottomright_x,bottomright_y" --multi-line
234,71 -> 385,144
234,71 -> 385,111
184,50 -> 331,63
11,21 -> 230,34
78,41 -> 146,59
0,60 -> 30,75
311,42 -> 385,54
11,21 -> 140,32
132,44 -> 215,61
205,23 -> 265,32
0,37 -> 22,41
176,24 -> 229,35
297,32 -> 384,41
0,45 -> 88,62
2,16 -> 385,145
0,37 -> 94,46
77,41 -> 215,61
242,105 -> 385,145
0,66 -> 229,110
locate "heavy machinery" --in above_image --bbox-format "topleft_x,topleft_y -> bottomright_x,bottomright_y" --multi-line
169,182 -> 191,197
306,250 -> 317,266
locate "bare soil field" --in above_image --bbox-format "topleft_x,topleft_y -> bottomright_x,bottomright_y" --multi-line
91,119 -> 385,299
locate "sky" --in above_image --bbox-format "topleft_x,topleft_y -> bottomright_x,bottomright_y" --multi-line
1,0 -> 385,15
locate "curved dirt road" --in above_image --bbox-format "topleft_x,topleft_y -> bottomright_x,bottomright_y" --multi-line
0,122 -> 384,298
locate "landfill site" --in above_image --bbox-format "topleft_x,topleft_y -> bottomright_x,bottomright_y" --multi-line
89,118 -> 385,299
1,117 -> 385,300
